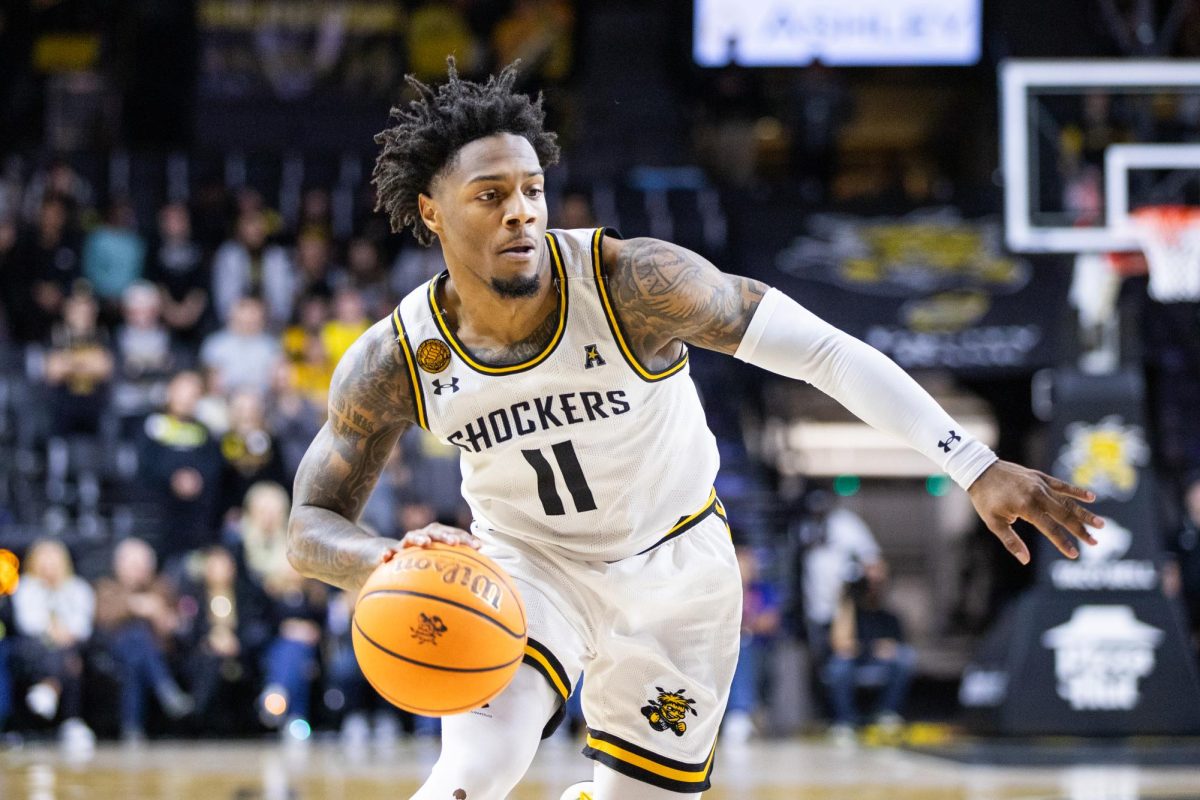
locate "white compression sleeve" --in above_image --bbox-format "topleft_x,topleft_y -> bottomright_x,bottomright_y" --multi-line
734,289 -> 998,490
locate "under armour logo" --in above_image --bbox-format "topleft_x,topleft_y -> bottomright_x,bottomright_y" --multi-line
432,378 -> 460,395
584,344 -> 606,369
939,430 -> 962,453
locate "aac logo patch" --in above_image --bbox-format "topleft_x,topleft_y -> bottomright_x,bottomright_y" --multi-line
641,687 -> 697,736
416,339 -> 452,373
584,343 -> 606,369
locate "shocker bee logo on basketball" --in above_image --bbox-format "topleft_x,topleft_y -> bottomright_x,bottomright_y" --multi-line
416,338 -> 452,374
641,687 -> 697,736
410,612 -> 448,645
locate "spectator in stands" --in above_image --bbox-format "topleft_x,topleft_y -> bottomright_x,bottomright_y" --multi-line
218,389 -> 289,520
113,282 -> 178,426
339,236 -> 392,319
822,560 -> 914,744
212,209 -> 294,327
723,543 -> 782,745
280,295 -> 334,411
800,488 -> 882,661
269,361 -> 325,479
146,202 -> 210,347
296,187 -> 332,242
11,539 -> 95,749
94,537 -> 193,742
0,593 -> 12,736
0,214 -> 17,340
136,370 -> 223,563
43,285 -> 114,436
321,288 -> 370,368
82,196 -> 145,321
293,230 -> 337,304
176,546 -> 258,735
200,296 -> 282,396
391,232 -> 449,298
3,194 -> 81,344
325,588 -> 400,747
19,158 -> 93,226
226,482 -> 326,737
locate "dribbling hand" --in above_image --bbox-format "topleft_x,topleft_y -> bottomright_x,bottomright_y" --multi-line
392,523 -> 481,553
967,460 -> 1104,565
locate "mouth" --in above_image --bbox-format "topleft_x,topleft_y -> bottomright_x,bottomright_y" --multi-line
498,239 -> 537,259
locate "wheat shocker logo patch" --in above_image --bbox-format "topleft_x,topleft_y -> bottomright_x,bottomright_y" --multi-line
641,687 -> 697,736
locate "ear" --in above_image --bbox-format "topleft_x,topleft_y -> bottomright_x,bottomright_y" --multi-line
418,193 -> 441,237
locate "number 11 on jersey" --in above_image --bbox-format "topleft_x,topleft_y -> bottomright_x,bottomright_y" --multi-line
521,441 -> 597,516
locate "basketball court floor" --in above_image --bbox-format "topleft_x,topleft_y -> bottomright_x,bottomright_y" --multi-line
1,736 -> 1197,800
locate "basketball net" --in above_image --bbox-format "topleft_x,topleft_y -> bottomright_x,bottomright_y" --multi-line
1128,205 -> 1200,302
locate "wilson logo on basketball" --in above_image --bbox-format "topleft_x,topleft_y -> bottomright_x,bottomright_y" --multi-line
392,554 -> 505,611
410,612 -> 448,645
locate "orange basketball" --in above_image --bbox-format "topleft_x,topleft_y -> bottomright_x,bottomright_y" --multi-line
352,543 -> 527,716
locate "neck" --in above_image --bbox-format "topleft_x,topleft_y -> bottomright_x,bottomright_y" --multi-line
440,246 -> 557,346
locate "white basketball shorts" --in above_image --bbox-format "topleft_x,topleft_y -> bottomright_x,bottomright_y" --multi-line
479,492 -> 742,793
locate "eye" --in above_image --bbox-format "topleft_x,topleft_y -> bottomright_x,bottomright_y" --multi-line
525,186 -> 544,198
476,190 -> 498,202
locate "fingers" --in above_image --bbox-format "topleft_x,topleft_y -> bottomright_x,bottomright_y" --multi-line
1036,470 -> 1097,503
987,520 -> 1030,565
1045,493 -> 1101,546
400,524 -> 480,550
1027,509 -> 1079,559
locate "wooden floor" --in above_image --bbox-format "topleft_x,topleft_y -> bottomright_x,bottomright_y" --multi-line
1,736 -> 1198,799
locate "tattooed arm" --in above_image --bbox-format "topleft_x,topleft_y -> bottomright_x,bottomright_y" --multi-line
287,318 -> 412,594
601,236 -> 768,364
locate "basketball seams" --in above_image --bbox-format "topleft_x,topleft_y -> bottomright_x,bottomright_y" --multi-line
359,588 -> 526,639
353,617 -> 524,673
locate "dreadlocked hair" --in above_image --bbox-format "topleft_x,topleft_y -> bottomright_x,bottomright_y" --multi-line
372,58 -> 560,246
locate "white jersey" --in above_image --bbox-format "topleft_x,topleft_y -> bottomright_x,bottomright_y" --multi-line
391,227 -> 720,561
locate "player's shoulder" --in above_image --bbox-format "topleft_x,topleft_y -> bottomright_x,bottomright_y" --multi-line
328,315 -> 416,424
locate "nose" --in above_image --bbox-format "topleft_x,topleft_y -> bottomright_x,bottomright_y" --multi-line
502,191 -> 538,229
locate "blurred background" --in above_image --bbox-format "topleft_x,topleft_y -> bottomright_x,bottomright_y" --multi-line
0,0 -> 1198,756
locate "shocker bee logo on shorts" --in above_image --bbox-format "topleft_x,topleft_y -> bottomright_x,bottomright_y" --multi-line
641,687 -> 697,736
410,612 -> 448,645
416,339 -> 452,374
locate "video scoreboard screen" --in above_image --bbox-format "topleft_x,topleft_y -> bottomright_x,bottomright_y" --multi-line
694,0 -> 981,67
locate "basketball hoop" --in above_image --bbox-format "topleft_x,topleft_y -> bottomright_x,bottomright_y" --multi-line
1128,205 -> 1200,302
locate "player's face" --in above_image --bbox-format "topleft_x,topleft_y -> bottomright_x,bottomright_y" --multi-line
423,133 -> 548,298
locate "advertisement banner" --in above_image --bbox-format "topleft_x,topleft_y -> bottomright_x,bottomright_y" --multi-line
769,210 -> 1071,375
961,370 -> 1200,735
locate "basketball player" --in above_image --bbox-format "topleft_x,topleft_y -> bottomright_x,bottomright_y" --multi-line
287,61 -> 1103,800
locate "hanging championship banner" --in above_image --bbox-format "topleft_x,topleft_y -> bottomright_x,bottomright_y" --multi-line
960,370 -> 1200,734
769,209 -> 1070,375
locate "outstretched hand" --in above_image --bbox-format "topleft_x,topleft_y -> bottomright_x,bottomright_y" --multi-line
967,460 -> 1104,565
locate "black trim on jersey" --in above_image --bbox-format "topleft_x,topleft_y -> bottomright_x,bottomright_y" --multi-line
391,305 -> 429,430
590,226 -> 690,383
426,232 -> 569,376
633,491 -> 727,557
583,727 -> 716,793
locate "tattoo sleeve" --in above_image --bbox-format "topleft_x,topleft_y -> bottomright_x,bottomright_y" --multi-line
605,236 -> 768,361
288,318 -> 414,594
